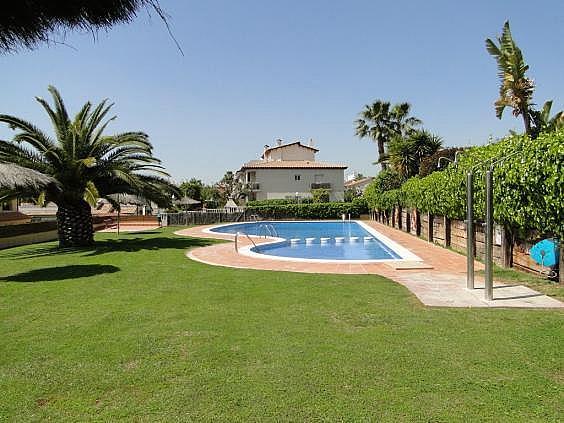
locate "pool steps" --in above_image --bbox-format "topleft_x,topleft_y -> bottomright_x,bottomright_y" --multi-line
287,236 -> 373,244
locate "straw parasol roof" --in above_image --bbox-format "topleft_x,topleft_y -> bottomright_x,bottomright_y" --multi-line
175,196 -> 201,206
0,163 -> 56,192
0,1 -> 167,53
107,193 -> 149,206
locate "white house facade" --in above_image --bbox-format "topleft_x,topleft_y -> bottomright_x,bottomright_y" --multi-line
236,140 -> 347,203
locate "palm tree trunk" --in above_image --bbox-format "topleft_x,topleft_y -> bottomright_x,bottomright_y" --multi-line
378,139 -> 388,170
56,199 -> 94,247
522,108 -> 531,135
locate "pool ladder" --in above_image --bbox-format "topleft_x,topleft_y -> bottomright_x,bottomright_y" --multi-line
234,231 -> 257,253
257,223 -> 278,238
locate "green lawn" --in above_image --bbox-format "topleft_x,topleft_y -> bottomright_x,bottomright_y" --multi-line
1,228 -> 562,421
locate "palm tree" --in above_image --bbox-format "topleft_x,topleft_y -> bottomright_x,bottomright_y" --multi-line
0,86 -> 177,247
387,130 -> 443,179
355,100 -> 421,169
485,21 -> 535,135
530,100 -> 564,137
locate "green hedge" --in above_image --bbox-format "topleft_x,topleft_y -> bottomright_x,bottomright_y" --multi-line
364,131 -> 564,236
246,198 -> 312,207
247,198 -> 368,220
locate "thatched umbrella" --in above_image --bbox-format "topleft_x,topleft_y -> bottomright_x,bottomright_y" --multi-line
0,163 -> 57,193
106,193 -> 153,235
175,196 -> 201,210
108,193 -> 148,206
0,1 -> 177,53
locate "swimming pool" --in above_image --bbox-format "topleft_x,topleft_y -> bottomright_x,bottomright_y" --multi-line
207,221 -> 420,263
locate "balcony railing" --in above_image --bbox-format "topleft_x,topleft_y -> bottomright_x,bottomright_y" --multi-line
311,182 -> 331,189
249,183 -> 260,190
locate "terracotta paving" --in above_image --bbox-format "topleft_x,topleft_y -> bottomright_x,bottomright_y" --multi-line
174,222 -> 563,309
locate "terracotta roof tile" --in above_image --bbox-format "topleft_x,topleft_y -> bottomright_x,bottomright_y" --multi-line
240,160 -> 347,169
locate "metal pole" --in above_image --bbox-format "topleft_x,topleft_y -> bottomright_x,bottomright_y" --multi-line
117,193 -> 120,236
485,169 -> 494,300
466,172 -> 474,289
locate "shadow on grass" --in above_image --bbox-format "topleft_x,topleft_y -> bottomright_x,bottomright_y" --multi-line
87,236 -> 215,256
1,264 -> 120,283
1,235 -> 216,259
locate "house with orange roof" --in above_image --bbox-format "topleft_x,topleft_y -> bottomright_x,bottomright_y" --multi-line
236,140 -> 347,203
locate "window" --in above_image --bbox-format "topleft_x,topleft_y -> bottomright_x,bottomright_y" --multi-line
294,174 -> 301,181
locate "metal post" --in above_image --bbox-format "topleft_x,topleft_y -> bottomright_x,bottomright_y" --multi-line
485,169 -> 494,300
466,172 -> 474,289
117,193 -> 120,236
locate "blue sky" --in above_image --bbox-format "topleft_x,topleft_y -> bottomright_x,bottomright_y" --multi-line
1,0 -> 562,183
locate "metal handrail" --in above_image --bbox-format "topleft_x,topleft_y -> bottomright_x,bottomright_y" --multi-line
234,231 -> 257,252
256,222 -> 278,238
267,223 -> 278,237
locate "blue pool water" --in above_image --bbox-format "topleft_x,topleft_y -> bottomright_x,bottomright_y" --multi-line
209,221 -> 402,261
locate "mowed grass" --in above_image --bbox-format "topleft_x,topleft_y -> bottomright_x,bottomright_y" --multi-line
0,228 -> 562,422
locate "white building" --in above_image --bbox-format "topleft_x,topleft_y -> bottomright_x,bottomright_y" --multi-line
344,176 -> 374,193
237,140 -> 347,202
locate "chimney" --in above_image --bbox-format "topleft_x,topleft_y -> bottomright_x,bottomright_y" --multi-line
276,138 -> 283,146
308,138 -> 314,147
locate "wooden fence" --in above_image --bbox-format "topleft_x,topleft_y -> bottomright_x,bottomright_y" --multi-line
372,207 -> 555,276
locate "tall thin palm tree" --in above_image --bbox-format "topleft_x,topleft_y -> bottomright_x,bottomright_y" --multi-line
485,21 -> 535,135
0,86 -> 177,247
355,100 -> 421,169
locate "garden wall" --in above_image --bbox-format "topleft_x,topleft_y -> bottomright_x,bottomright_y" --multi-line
0,221 -> 58,249
0,216 -> 133,249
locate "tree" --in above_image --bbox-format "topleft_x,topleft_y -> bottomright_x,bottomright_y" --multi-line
201,184 -> 221,208
387,130 -> 443,179
216,171 -> 249,205
355,100 -> 421,169
0,86 -> 177,247
179,178 -> 204,201
0,1 -> 177,54
485,21 -> 535,135
344,188 -> 362,202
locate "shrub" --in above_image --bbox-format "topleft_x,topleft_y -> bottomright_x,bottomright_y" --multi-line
363,131 -> 564,236
247,198 -> 312,207
246,201 -> 367,220
311,188 -> 330,203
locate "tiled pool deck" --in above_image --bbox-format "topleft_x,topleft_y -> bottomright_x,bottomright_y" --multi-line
175,221 -> 563,309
